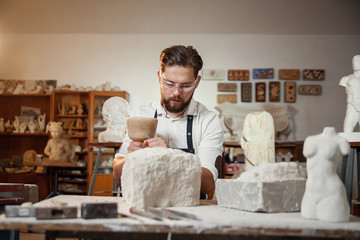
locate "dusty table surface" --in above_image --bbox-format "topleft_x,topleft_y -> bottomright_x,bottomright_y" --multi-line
0,195 -> 359,238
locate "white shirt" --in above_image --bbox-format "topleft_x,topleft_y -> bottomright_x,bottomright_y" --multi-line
115,99 -> 224,181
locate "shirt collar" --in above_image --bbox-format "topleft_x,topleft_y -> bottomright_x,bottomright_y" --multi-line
156,99 -> 198,119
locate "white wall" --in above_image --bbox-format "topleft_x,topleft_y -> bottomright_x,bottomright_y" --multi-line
0,0 -> 360,140
1,33 -> 359,140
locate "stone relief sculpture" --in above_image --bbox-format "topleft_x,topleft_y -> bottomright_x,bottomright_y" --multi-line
339,55 -> 360,132
301,127 -> 350,222
98,97 -> 129,143
240,111 -> 275,170
44,122 -> 75,162
215,102 -> 296,142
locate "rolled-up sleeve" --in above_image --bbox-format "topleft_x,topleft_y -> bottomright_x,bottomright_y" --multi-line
197,112 -> 224,182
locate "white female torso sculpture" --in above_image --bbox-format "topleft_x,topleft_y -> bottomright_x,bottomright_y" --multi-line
301,127 -> 350,222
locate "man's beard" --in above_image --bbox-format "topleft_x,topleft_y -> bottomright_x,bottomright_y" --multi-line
161,93 -> 193,114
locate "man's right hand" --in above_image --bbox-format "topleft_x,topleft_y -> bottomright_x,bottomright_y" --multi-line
127,141 -> 147,154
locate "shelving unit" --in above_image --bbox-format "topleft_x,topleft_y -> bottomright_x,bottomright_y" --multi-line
87,91 -> 129,196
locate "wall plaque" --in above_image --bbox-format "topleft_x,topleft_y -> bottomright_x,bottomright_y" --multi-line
269,81 -> 280,102
241,82 -> 252,102
298,85 -> 322,95
279,69 -> 300,80
217,94 -> 237,104
202,69 -> 225,80
228,70 -> 249,81
303,69 -> 325,80
284,82 -> 296,103
255,82 -> 266,102
253,68 -> 274,79
218,83 -> 237,92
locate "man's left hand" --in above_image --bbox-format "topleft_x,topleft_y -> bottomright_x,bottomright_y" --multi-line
144,137 -> 168,148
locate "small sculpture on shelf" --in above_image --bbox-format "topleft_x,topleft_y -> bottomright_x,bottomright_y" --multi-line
0,118 -> 5,132
339,55 -> 360,132
98,97 -> 128,143
44,122 -> 75,162
37,113 -> 46,132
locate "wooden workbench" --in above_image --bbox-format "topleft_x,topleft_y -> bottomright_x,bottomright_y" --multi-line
0,195 -> 359,240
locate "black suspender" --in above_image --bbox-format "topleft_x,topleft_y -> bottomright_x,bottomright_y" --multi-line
154,109 -> 194,154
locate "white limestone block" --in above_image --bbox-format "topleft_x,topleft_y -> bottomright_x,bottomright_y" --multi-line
121,147 -> 202,208
216,162 -> 306,212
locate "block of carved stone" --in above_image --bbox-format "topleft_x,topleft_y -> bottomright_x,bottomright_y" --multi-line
216,162 -> 306,212
240,111 -> 275,170
301,127 -> 350,222
121,147 -> 201,208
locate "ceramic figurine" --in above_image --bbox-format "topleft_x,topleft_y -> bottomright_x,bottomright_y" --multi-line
28,120 -> 37,133
13,116 -> 20,133
0,118 -> 4,132
19,121 -> 27,133
44,122 -> 74,162
339,55 -> 360,132
301,127 -> 350,222
98,97 -> 128,143
38,113 -> 46,132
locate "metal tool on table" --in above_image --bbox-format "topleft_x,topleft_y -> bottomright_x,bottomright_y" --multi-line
129,207 -> 201,221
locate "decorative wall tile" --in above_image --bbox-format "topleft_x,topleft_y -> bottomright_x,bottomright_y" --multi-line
303,69 -> 325,80
241,82 -> 252,102
218,83 -> 237,92
202,69 -> 225,80
269,81 -> 280,102
217,94 -> 237,104
298,85 -> 322,95
279,69 -> 300,80
253,68 -> 274,79
228,70 -> 249,81
255,82 -> 266,102
284,82 -> 296,103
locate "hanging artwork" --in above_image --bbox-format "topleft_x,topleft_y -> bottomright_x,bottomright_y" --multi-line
284,82 -> 296,103
202,69 -> 225,80
217,94 -> 237,104
255,82 -> 266,102
253,68 -> 274,79
241,82 -> 252,102
279,69 -> 300,80
217,83 -> 237,92
228,70 -> 250,81
298,85 -> 322,95
303,69 -> 325,80
269,81 -> 280,102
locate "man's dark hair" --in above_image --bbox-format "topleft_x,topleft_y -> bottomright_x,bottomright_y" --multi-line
159,45 -> 203,79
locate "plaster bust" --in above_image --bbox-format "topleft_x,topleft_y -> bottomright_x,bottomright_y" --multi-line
98,97 -> 128,143
44,122 -> 74,162
339,55 -> 360,132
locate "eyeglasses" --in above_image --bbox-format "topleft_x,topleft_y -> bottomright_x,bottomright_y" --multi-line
160,76 -> 197,93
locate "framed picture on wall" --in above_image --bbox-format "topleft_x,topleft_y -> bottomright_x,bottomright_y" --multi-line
269,81 -> 280,102
255,82 -> 266,102
253,68 -> 274,79
284,82 -> 296,103
241,82 -> 252,102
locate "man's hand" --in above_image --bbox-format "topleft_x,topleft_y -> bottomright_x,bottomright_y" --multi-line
144,137 -> 168,148
127,141 -> 147,154
201,168 -> 215,198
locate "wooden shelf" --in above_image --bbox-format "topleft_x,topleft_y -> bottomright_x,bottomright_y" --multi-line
57,115 -> 88,118
0,132 -> 49,136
